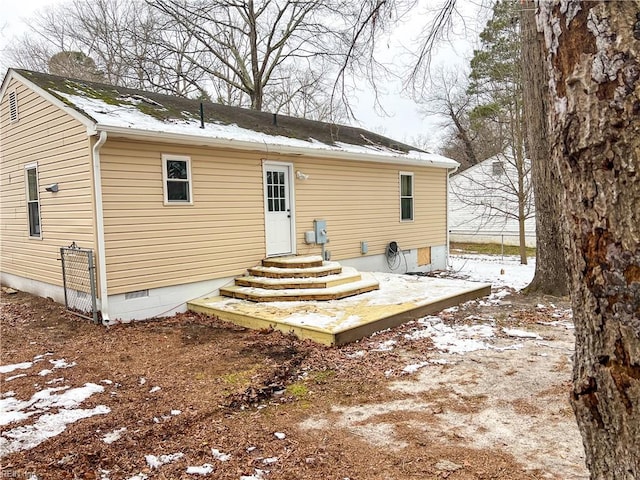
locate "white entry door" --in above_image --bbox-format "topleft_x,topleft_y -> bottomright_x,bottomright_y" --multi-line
263,163 -> 295,256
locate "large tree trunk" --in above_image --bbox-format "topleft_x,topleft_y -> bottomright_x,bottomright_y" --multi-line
521,1 -> 568,295
536,1 -> 640,477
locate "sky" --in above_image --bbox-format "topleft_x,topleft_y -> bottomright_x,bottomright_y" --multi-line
0,0 -> 486,149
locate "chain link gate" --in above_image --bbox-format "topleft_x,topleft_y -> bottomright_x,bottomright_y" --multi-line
60,242 -> 99,323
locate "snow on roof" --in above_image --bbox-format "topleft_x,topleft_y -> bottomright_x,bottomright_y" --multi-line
12,69 -> 458,169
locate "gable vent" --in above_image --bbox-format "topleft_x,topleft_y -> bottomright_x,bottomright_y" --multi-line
8,91 -> 18,123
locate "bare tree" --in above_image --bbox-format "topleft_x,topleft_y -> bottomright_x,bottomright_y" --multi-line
148,0 -> 408,116
420,67 -> 502,170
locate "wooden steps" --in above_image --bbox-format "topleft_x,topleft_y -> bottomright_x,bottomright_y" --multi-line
220,255 -> 379,302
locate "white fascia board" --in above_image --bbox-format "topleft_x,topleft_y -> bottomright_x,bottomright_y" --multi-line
98,124 -> 459,170
1,70 -> 97,133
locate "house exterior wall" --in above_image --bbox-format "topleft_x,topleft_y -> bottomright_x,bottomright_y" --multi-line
448,157 -> 536,247
291,157 -> 447,263
0,78 -> 96,298
99,138 -> 449,300
100,139 -> 267,295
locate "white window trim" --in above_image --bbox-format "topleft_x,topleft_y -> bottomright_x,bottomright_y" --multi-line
399,171 -> 414,222
9,90 -> 19,123
162,154 -> 193,205
25,162 -> 43,239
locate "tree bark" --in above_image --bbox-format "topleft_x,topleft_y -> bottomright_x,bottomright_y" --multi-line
536,1 -> 640,477
521,1 -> 569,295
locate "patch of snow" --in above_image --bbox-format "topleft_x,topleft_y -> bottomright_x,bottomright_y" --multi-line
0,362 -> 33,374
186,464 -> 214,475
211,448 -> 231,461
46,378 -> 65,384
4,374 -> 27,382
240,469 -> 266,480
373,340 -> 396,352
449,254 -> 535,290
538,321 -> 574,330
127,474 -> 148,480
274,432 -> 286,440
171,409 -> 181,416
345,350 -> 365,358
149,386 -> 161,394
502,328 -> 543,340
38,370 -> 53,376
1,405 -> 110,457
138,377 -> 147,385
2,391 -> 16,398
102,427 -> 127,444
0,383 -> 109,457
49,359 -> 76,369
262,457 -> 278,464
402,362 -> 430,374
406,317 -> 494,354
146,452 -> 184,469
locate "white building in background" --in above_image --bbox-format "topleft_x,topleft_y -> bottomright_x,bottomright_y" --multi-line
448,154 -> 536,247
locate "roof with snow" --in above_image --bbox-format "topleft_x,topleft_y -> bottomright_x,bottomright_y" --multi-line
5,69 -> 458,169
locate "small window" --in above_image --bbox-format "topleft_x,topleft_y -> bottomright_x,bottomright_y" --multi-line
492,160 -> 504,176
162,154 -> 192,204
9,91 -> 19,123
25,164 -> 42,238
400,172 -> 414,221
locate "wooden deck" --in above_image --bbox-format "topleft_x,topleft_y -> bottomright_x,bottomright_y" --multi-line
188,271 -> 492,346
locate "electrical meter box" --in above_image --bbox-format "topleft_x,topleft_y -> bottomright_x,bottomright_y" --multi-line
314,219 -> 328,245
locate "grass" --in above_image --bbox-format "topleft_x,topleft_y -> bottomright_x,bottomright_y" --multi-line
450,241 -> 536,257
286,382 -> 310,399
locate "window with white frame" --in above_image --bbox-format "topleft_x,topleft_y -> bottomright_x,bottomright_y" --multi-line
25,164 -> 42,238
400,172 -> 414,221
162,154 -> 192,204
9,91 -> 19,123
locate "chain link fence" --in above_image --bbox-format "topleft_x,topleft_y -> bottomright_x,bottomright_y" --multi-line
60,243 -> 98,323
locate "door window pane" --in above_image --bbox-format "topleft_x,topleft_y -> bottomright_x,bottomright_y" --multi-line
266,169 -> 288,213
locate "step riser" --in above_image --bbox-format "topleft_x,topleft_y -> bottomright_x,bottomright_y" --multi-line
236,274 -> 362,290
247,267 -> 342,279
262,259 -> 323,269
219,284 -> 379,302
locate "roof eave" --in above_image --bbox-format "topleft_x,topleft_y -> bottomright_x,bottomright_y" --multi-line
96,124 -> 459,169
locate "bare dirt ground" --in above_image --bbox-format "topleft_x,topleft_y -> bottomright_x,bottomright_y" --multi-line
0,286 -> 588,480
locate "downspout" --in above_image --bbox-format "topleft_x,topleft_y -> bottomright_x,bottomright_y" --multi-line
92,131 -> 110,324
446,165 -> 459,270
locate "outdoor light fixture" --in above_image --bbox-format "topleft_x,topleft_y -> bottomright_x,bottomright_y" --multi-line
45,183 -> 59,193
296,170 -> 309,180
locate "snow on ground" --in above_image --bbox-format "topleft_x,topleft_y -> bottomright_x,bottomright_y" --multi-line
449,253 -> 535,290
1,253 -> 565,478
0,355 -> 110,458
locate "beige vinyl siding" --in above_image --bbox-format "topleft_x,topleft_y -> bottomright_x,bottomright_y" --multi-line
100,139 -> 266,294
292,157 -> 447,260
0,79 -> 96,288
99,138 -> 448,295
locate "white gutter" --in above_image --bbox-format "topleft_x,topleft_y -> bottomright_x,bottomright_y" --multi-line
97,124 -> 459,170
446,164 -> 460,269
92,131 -> 110,324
